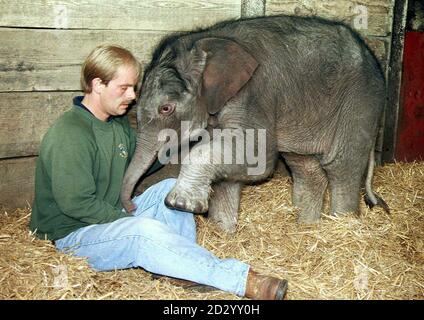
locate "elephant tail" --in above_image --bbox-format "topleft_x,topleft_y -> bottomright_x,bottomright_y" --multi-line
364,148 -> 390,214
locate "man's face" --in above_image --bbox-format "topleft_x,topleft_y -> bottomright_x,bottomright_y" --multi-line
99,65 -> 138,118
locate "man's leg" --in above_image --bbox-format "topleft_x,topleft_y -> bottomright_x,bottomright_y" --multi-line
55,215 -> 249,296
131,178 -> 196,242
55,178 -> 287,299
131,180 -> 288,299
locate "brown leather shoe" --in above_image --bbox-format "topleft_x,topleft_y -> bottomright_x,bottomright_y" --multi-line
245,270 -> 288,300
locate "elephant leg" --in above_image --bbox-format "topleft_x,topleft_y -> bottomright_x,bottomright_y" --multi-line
165,128 -> 269,215
283,153 -> 328,224
208,181 -> 242,233
164,139 -> 237,214
164,163 -> 212,214
322,152 -> 369,216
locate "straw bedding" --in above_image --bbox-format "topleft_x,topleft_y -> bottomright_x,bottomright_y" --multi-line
1,162 -> 423,300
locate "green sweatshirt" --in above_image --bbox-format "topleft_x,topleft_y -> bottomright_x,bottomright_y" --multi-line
30,103 -> 137,241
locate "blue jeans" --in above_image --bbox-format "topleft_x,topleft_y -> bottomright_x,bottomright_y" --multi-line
55,178 -> 249,296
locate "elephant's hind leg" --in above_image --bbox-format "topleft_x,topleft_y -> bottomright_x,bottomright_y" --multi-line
283,153 -> 328,224
322,152 -> 368,216
208,182 -> 242,233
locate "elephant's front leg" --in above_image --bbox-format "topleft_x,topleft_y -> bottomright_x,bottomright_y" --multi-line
164,130 -> 248,214
164,140 -> 226,214
208,181 -> 242,233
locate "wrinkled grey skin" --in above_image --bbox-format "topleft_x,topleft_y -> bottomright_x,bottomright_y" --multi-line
121,15 -> 388,231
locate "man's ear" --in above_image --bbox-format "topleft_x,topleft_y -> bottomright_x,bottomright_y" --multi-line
92,77 -> 104,94
194,38 -> 258,115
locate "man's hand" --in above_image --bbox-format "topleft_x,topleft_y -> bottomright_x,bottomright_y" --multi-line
126,202 -> 137,214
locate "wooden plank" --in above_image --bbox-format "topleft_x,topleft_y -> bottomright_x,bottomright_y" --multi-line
241,0 -> 265,17
266,0 -> 395,37
382,0 -> 409,163
0,92 -> 138,159
0,27 -> 390,93
0,28 -> 167,92
0,0 -> 241,31
0,92 -> 75,159
0,157 -> 37,212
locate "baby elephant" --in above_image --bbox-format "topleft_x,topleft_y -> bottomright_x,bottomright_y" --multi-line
121,15 -> 389,232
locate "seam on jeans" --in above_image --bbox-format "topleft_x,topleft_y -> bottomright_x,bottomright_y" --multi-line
135,200 -> 159,215
65,234 -> 146,248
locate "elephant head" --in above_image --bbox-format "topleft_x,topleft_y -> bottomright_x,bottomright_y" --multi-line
120,37 -> 258,212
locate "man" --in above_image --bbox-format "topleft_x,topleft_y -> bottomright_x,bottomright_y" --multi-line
29,44 -> 288,300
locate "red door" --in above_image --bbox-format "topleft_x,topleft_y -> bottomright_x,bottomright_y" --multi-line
395,31 -> 424,162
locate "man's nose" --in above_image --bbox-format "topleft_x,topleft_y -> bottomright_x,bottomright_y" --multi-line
126,87 -> 136,100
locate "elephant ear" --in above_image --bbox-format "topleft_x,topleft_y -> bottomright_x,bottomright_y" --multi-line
194,38 -> 258,115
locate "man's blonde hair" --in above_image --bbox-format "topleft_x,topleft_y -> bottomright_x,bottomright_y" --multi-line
81,44 -> 141,93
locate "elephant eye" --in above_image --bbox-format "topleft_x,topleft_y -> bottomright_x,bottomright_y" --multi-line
159,103 -> 176,116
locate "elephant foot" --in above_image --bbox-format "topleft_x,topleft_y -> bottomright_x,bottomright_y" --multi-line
165,185 -> 209,214
297,209 -> 321,224
297,215 -> 320,224
210,217 -> 237,233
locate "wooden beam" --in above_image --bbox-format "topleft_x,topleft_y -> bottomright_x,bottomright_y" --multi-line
0,0 -> 241,31
266,0 -> 395,37
382,0 -> 409,163
0,28 -> 169,92
241,0 -> 266,17
0,22 -> 391,94
0,92 -> 138,159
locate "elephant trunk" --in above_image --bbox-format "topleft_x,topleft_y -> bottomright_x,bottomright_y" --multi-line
120,135 -> 160,212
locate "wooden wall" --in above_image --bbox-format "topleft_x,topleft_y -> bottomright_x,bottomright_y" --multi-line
0,0 -> 396,211
266,0 -> 394,71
